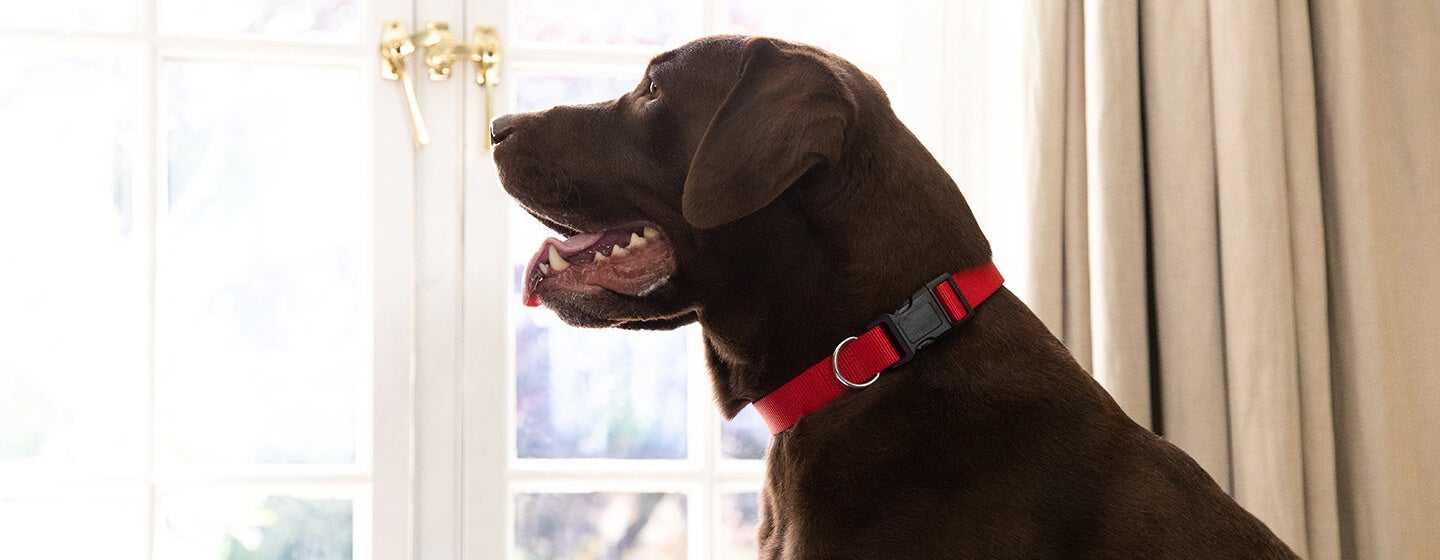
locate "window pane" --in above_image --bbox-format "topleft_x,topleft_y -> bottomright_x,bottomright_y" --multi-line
719,492 -> 760,559
509,74 -> 690,460
512,209 -> 688,460
1,0 -> 134,32
157,61 -> 365,465
0,54 -> 145,469
721,406 -> 770,461
717,0 -> 903,63
512,0 -> 693,47
0,493 -> 146,559
156,491 -> 354,559
515,492 -> 686,560
158,0 -> 359,42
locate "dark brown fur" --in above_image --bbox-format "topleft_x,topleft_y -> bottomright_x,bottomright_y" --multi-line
492,35 -> 1299,559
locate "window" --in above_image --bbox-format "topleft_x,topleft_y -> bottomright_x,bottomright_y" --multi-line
0,0 -> 411,557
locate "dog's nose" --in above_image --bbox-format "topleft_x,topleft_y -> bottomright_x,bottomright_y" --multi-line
490,113 -> 517,145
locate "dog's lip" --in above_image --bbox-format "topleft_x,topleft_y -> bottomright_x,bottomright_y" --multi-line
521,221 -> 675,307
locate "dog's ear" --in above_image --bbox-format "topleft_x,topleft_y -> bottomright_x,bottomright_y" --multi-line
682,37 -> 857,229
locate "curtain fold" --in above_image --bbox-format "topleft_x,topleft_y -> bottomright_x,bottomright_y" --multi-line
1311,2 -> 1440,558
1207,0 -> 1318,550
1082,0 -> 1153,429
1020,0 -> 1437,558
1138,0 -> 1231,490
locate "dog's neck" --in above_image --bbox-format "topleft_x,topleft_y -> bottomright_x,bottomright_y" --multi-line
697,118 -> 993,418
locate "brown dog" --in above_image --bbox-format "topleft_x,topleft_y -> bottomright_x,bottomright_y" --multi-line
492,35 -> 1298,559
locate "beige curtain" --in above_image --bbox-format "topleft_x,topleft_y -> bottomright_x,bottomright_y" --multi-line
1019,1 -> 1440,558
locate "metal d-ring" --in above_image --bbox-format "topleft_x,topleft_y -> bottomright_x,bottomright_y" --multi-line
832,336 -> 880,389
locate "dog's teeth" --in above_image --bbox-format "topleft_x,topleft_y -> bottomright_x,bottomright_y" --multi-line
539,262 -> 551,274
628,232 -> 648,248
548,246 -> 570,272
611,244 -> 628,257
643,227 -> 659,239
593,252 -> 608,262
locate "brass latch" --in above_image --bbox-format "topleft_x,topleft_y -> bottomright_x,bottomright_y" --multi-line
380,21 -> 503,148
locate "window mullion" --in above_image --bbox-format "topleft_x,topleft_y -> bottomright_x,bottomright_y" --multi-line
139,0 -> 160,555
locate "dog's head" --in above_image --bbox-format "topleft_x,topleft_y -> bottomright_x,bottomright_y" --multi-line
492,36 -> 881,326
494,35 -> 990,411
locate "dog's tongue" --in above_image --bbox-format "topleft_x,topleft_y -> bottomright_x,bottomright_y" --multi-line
521,225 -> 676,307
522,232 -> 603,306
548,231 -> 604,254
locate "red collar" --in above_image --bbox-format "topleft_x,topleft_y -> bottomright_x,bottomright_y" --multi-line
751,262 -> 1005,434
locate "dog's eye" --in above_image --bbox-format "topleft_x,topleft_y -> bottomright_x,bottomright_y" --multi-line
648,80 -> 660,95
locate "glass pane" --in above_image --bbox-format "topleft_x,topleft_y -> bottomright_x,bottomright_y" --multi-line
721,406 -> 770,461
0,54 -> 145,469
718,493 -> 760,559
717,0 -> 903,63
510,73 -> 691,460
156,491 -> 354,559
514,74 -> 637,113
515,492 -> 686,560
512,0 -> 693,47
157,61 -> 365,465
158,0 -> 359,42
1,0 -> 135,32
512,209 -> 688,460
0,493 -> 146,559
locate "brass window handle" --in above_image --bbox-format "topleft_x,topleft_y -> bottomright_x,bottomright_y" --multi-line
380,21 -> 429,147
380,21 -> 503,149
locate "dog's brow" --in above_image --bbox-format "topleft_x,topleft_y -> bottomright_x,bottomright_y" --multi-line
648,50 -> 678,71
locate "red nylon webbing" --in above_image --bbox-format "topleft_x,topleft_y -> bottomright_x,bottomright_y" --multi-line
751,262 -> 1004,434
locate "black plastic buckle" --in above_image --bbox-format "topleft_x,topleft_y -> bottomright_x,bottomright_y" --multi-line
867,273 -> 972,369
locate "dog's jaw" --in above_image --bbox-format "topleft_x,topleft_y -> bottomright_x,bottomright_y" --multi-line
521,223 -> 676,307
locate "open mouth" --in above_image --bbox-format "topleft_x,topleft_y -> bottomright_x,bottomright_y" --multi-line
522,222 -> 677,307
